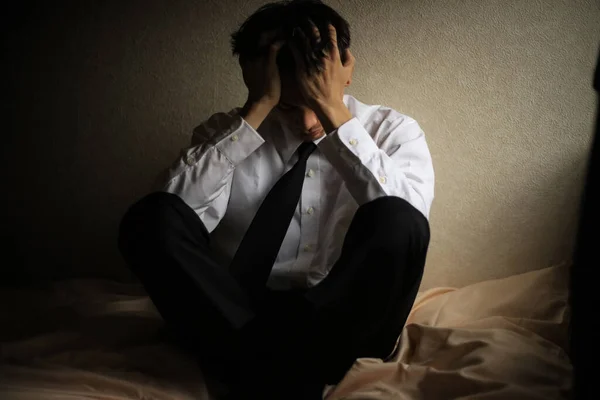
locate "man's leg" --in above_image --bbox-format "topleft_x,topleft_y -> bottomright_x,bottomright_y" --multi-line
117,191 -> 257,386
304,195 -> 431,384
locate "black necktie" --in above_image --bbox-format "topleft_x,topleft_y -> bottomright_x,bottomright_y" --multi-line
229,141 -> 317,301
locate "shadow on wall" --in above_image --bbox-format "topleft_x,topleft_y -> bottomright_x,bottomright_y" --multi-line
1,1 -> 220,285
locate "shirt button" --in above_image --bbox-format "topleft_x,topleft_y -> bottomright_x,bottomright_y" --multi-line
306,169 -> 315,178
303,244 -> 312,252
185,156 -> 195,166
379,176 -> 387,184
306,207 -> 314,215
349,139 -> 358,146
230,134 -> 239,142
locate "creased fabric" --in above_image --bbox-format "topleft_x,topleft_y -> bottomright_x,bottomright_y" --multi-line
323,262 -> 571,399
0,263 -> 571,399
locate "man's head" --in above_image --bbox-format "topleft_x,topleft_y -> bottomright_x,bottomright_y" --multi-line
230,0 -> 353,140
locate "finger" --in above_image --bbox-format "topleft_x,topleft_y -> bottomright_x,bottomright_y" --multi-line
288,42 -> 307,77
310,22 -> 321,44
344,48 -> 355,67
268,39 -> 285,63
310,24 -> 327,66
345,49 -> 355,80
288,36 -> 300,63
288,42 -> 302,67
327,24 -> 339,61
270,39 -> 285,52
259,30 -> 277,47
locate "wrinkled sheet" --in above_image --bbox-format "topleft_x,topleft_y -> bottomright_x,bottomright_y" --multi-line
0,263 -> 571,399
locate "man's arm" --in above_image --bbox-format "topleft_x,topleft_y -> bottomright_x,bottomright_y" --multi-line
153,100 -> 271,232
317,111 -> 435,219
239,99 -> 276,131
284,24 -> 434,218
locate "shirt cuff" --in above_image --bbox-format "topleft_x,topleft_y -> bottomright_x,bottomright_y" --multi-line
215,116 -> 265,165
318,117 -> 380,166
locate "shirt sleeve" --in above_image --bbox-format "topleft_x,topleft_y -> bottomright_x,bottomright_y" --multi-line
152,110 -> 265,232
317,116 -> 435,219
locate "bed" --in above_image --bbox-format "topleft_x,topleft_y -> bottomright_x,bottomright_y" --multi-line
0,262 -> 572,399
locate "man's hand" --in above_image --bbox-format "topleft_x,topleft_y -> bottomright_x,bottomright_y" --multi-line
289,23 -> 355,133
240,29 -> 286,108
239,30 -> 286,131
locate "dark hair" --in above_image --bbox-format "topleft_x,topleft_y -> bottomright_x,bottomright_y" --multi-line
230,0 -> 351,76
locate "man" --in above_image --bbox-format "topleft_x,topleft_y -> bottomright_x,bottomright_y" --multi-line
118,0 -> 434,399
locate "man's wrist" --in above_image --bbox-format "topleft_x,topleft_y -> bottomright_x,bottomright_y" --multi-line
242,97 -> 276,115
240,98 -> 275,131
316,101 -> 353,133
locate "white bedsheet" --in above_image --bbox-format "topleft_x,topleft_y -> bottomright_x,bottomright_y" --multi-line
0,262 -> 572,399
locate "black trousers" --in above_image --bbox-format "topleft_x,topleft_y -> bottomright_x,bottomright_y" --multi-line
118,191 -> 430,391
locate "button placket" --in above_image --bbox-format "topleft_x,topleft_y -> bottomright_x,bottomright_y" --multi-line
298,157 -> 320,265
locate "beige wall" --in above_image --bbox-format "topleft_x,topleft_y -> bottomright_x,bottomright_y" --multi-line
4,0 -> 599,288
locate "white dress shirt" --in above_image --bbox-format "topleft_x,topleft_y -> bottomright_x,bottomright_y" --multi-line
153,94 -> 435,290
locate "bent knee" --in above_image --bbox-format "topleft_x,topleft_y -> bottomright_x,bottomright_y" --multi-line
127,192 -> 182,216
360,196 -> 430,242
118,192 -> 184,248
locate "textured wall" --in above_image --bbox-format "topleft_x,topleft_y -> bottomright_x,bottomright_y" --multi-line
3,0 -> 599,288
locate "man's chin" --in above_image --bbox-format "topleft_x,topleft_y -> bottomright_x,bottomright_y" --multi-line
302,130 -> 325,141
